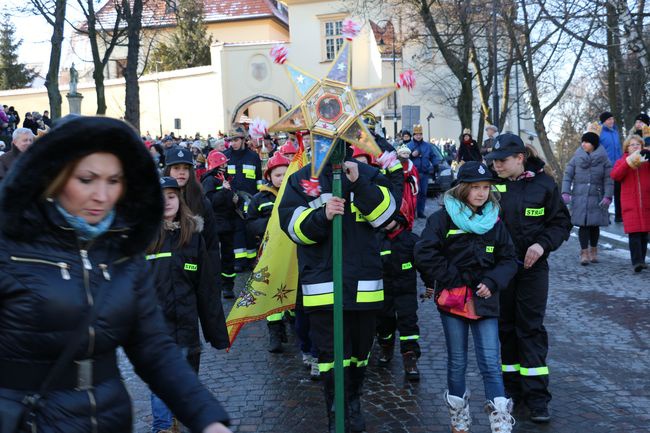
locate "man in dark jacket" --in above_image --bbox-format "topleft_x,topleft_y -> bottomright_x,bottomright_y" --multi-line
223,127 -> 263,271
0,127 -> 34,181
279,152 -> 397,433
599,111 -> 623,222
488,134 -> 572,423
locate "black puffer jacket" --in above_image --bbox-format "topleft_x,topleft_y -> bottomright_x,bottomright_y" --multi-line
148,217 -> 229,350
0,117 -> 229,433
246,185 -> 278,242
415,208 -> 518,317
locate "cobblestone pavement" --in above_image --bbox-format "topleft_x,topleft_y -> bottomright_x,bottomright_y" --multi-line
121,198 -> 650,433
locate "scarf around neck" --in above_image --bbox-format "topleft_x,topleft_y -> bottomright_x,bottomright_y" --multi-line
55,203 -> 116,242
443,194 -> 498,235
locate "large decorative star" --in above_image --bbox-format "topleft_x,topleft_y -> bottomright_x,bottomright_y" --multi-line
269,39 -> 401,179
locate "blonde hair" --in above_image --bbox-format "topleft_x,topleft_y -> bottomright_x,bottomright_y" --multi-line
445,182 -> 500,217
623,134 -> 644,153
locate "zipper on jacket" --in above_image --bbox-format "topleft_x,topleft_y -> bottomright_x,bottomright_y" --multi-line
78,242 -> 96,357
10,256 -> 71,280
98,264 -> 111,281
80,249 -> 93,271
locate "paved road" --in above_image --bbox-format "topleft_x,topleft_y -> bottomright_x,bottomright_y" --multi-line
122,198 -> 650,433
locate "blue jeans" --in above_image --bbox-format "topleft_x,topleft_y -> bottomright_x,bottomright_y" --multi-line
417,173 -> 429,216
440,314 -> 505,401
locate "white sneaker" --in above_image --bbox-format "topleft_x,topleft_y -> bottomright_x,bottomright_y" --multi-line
485,397 -> 515,433
444,390 -> 471,433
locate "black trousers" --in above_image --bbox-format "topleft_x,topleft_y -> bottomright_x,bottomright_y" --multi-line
376,283 -> 420,356
629,232 -> 649,265
218,231 -> 235,290
614,181 -> 622,221
499,259 -> 551,410
310,309 -> 377,408
578,226 -> 600,249
233,218 -> 256,268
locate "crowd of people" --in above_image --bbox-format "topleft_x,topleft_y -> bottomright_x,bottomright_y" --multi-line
0,107 -> 647,433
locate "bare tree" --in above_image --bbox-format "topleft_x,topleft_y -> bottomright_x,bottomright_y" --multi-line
121,0 -> 143,131
69,0 -> 127,115
503,0 -> 593,177
27,0 -> 67,120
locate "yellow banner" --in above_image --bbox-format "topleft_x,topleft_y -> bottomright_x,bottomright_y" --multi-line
226,149 -> 307,348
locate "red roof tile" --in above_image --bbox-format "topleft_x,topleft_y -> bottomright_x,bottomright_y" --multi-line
93,0 -> 288,30
369,20 -> 402,56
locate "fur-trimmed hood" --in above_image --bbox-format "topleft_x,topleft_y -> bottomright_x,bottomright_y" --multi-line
0,116 -> 163,255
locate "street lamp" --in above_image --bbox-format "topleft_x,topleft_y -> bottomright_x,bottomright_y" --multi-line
155,61 -> 163,138
426,112 -> 434,140
492,0 -> 500,129
375,20 -> 398,138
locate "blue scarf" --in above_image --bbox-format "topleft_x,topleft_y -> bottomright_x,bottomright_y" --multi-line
55,203 -> 116,241
443,194 -> 498,235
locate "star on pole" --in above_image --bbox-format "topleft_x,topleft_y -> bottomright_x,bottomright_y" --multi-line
270,38 -> 402,179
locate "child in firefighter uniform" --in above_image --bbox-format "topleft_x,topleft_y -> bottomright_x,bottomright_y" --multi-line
223,126 -> 263,271
279,149 -> 397,433
201,150 -> 238,298
374,144 -> 422,381
486,134 -> 571,423
246,153 -> 292,353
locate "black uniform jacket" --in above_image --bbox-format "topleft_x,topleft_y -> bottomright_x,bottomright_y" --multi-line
223,146 -> 262,195
279,160 -> 398,311
201,168 -> 238,233
148,218 -> 229,350
379,229 -> 419,294
415,208 -> 518,317
0,116 -> 229,433
494,156 -> 572,260
247,185 -> 278,241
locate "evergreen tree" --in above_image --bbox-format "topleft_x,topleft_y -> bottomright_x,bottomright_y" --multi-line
150,0 -> 213,72
0,18 -> 35,90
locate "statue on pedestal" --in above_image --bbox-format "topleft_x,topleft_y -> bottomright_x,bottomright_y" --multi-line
69,63 -> 79,95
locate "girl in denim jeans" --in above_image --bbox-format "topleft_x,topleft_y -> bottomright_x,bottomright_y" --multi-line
415,161 -> 518,433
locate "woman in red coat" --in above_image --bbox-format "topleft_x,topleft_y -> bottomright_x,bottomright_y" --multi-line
610,134 -> 650,272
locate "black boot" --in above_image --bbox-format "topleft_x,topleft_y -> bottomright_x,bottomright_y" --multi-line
222,287 -> 234,299
348,367 -> 366,432
279,320 -> 288,343
378,343 -> 393,365
267,322 -> 284,353
402,351 -> 420,382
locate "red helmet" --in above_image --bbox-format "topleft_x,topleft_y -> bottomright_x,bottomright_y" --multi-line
207,150 -> 228,170
351,146 -> 375,165
279,140 -> 298,156
264,153 -> 291,179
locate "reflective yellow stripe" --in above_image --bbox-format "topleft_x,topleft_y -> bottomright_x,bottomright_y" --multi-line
520,366 -> 549,376
145,252 -> 172,260
401,262 -> 413,270
243,204 -> 249,213
502,363 -> 521,373
246,250 -> 257,259
258,202 -> 274,211
293,207 -> 317,245
234,252 -> 247,259
486,246 -> 494,253
379,334 -> 393,340
221,272 -> 236,278
351,203 -> 368,222
356,290 -> 384,303
215,186 -> 223,190
318,358 -> 352,373
494,184 -> 507,192
446,229 -> 467,238
365,186 -> 392,223
266,312 -> 284,322
350,356 -> 369,367
380,250 -> 392,256
227,165 -> 236,174
525,207 -> 545,217
303,293 -> 334,307
184,263 -> 198,271
399,335 -> 420,341
389,162 -> 402,172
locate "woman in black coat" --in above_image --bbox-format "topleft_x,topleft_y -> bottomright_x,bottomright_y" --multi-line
0,116 -> 230,433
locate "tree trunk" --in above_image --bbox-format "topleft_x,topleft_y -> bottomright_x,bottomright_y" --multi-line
457,75 -> 473,132
44,0 -> 66,120
124,0 -> 143,131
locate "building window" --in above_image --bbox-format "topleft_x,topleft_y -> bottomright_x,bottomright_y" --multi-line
324,20 -> 344,61
113,58 -> 127,78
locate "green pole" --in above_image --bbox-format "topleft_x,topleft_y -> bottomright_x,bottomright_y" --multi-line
330,138 -> 345,433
